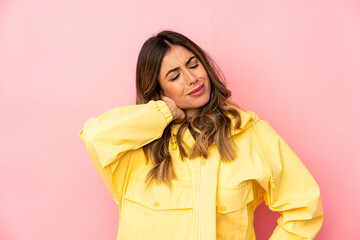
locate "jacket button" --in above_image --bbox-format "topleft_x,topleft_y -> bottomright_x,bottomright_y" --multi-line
154,201 -> 159,207
220,205 -> 226,211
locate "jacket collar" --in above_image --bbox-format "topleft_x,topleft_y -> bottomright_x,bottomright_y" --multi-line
230,109 -> 259,136
170,108 -> 259,149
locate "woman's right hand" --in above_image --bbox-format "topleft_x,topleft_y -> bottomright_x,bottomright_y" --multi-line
161,96 -> 185,122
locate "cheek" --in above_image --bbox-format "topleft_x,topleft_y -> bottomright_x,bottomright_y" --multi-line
162,82 -> 182,97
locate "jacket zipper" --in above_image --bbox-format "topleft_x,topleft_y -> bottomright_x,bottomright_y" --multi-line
198,157 -> 206,240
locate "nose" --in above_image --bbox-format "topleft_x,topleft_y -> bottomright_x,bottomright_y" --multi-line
183,69 -> 197,85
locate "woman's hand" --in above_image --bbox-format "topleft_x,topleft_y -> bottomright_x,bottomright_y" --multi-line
161,96 -> 185,122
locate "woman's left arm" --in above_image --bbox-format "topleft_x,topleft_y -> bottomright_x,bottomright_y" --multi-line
256,121 -> 324,240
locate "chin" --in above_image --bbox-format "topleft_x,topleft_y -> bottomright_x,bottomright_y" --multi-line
192,96 -> 211,109
200,97 -> 210,107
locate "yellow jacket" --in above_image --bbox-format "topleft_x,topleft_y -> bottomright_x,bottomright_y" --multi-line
78,100 -> 323,240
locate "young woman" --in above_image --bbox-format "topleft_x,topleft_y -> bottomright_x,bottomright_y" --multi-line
78,30 -> 324,240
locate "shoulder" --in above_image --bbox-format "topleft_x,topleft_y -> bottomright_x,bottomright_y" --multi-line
230,107 -> 278,144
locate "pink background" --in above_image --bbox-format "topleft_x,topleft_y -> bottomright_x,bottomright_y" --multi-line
1,0 -> 359,239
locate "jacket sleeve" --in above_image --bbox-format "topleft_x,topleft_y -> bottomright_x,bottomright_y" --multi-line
78,100 -> 173,205
256,121 -> 324,240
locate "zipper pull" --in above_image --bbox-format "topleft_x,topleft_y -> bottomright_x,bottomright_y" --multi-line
270,177 -> 275,189
171,137 -> 177,150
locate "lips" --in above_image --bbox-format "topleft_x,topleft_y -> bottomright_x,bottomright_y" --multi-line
188,84 -> 204,95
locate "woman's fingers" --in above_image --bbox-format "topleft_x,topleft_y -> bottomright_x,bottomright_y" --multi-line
161,96 -> 185,122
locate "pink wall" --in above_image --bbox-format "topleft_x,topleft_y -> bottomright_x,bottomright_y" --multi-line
1,0 -> 359,239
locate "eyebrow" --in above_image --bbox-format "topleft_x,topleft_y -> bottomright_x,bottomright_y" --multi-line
165,56 -> 196,78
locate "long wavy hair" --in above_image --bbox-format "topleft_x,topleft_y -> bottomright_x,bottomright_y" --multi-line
136,30 -> 241,185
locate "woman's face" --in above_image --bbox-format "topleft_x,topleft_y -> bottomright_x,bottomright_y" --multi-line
158,45 -> 211,117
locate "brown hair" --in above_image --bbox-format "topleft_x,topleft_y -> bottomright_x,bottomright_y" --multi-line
136,30 -> 241,185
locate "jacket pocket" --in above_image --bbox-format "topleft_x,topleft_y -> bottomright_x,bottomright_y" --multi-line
216,181 -> 254,240
122,178 -> 193,240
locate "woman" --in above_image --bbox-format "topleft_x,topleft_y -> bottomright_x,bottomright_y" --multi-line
78,30 -> 324,240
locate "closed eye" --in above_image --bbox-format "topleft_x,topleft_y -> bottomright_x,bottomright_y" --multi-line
171,65 -> 197,80
189,63 -> 199,69
171,73 -> 180,81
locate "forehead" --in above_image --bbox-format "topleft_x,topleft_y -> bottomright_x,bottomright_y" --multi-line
161,45 -> 195,67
